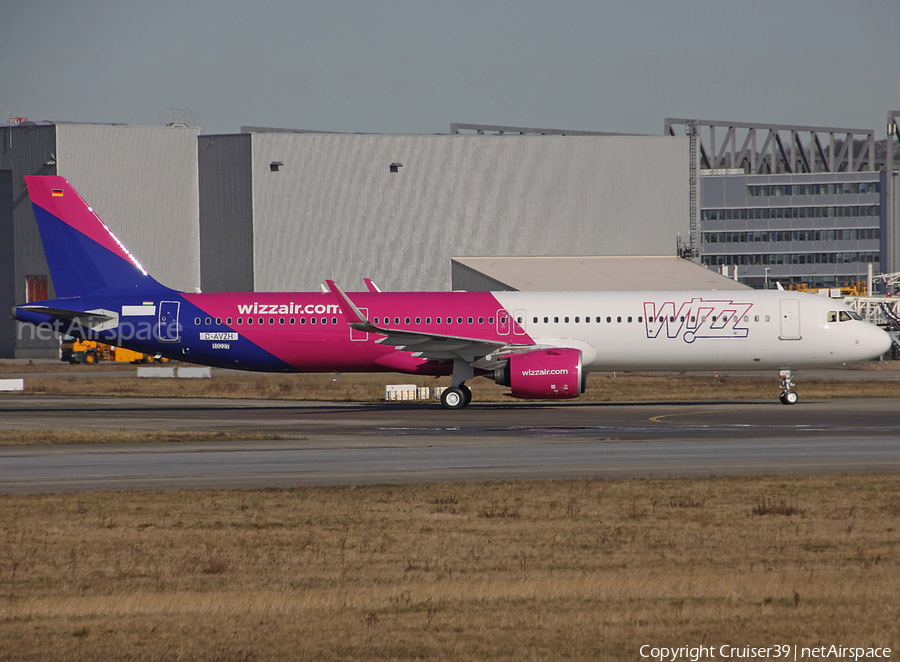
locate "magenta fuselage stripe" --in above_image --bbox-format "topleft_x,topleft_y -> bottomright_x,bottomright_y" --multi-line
183,291 -> 533,371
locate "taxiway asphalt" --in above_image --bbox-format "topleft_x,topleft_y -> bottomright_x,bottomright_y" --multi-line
1,395 -> 898,493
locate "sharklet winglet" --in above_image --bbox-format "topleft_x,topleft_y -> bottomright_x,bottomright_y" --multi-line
325,280 -> 378,332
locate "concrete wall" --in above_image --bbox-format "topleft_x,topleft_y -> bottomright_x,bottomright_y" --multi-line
244,133 -> 689,292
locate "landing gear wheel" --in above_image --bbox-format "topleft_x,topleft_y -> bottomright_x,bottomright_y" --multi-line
441,386 -> 467,410
780,390 -> 799,405
83,352 -> 97,365
460,385 -> 472,407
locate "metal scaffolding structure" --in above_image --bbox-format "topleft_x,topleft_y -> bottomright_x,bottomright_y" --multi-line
664,118 -> 877,174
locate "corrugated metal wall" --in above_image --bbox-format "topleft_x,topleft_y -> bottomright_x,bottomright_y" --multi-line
198,134 -> 255,292
0,169 -> 14,357
0,124 -> 58,357
56,125 -> 201,293
248,134 -> 689,292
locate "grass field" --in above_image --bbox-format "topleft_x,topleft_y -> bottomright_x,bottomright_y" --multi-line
1,475 -> 898,661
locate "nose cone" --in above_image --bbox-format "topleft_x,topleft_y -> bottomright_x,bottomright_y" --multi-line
872,325 -> 893,358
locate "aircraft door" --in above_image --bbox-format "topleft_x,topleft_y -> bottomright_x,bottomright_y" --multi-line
513,309 -> 527,335
496,310 -> 510,335
779,299 -> 801,340
158,301 -> 181,342
350,308 -> 369,341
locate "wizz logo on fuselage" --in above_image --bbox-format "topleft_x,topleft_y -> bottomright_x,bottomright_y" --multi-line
643,298 -> 753,344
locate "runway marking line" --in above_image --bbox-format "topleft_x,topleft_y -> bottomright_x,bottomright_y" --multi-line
649,410 -> 723,424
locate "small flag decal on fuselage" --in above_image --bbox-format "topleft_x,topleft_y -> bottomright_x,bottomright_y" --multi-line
51,189 -> 64,197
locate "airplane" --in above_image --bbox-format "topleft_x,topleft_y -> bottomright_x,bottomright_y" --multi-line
15,175 -> 892,409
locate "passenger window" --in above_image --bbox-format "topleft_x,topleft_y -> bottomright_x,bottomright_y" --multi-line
194,317 -> 200,325
554,317 -> 559,323
754,316 -> 759,322
205,317 -> 211,325
638,316 -> 642,323
405,317 -> 411,324
690,316 -> 696,323
575,317 -> 580,323
258,318 -> 264,325
564,317 -> 569,323
310,318 -> 316,325
489,317 -> 495,324
394,317 -> 400,325
617,317 -> 622,323
596,317 -> 601,323
478,317 -> 484,324
216,318 -> 222,325
606,317 -> 611,323
279,318 -> 285,325
300,318 -> 306,325
765,315 -> 770,322
227,317 -> 232,325
332,317 -> 337,325
426,317 -> 431,324
290,317 -> 295,325
467,317 -> 473,324
237,318 -> 243,325
415,317 -> 421,324
321,317 -> 327,325
533,317 -> 538,324
457,317 -> 463,324
517,317 -> 522,324
436,317 -> 441,324
269,318 -> 274,325
373,317 -> 379,324
627,316 -> 632,323
543,317 -> 548,323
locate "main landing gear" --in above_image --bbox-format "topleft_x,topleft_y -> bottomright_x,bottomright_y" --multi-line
441,360 -> 475,410
440,384 -> 472,410
779,369 -> 799,405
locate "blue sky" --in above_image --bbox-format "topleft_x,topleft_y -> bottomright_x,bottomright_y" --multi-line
3,0 -> 898,136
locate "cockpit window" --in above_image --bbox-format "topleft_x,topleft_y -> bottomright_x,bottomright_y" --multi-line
827,311 -> 837,323
839,311 -> 852,322
848,311 -> 862,321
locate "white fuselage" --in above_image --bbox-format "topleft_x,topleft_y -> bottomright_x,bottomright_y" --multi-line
491,290 -> 889,371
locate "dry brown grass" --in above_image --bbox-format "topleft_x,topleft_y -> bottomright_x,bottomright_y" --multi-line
0,429 -> 284,447
19,369 -> 900,403
1,475 -> 898,660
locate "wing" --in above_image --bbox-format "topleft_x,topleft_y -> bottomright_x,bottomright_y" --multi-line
325,280 -> 534,365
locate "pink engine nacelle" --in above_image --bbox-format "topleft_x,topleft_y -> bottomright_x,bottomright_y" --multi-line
493,348 -> 586,400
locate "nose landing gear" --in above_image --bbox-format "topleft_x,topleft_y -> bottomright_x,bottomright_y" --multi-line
779,369 -> 798,405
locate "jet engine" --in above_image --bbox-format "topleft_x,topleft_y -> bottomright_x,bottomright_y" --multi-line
493,348 -> 586,399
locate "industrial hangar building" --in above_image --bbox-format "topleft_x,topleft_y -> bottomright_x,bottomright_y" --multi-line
665,117 -> 900,290
1,122 -> 201,358
4,115 -> 899,359
3,121 -> 690,358
198,128 -> 690,293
